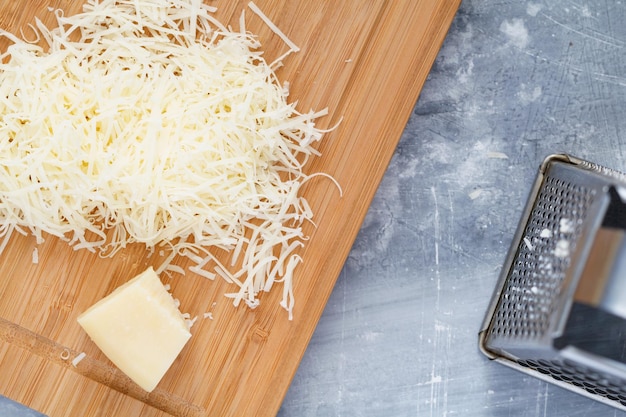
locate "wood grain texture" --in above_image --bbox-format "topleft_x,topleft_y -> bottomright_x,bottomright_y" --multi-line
0,0 -> 460,416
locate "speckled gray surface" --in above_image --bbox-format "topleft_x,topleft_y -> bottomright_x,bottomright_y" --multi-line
0,396 -> 45,417
277,0 -> 626,416
3,0 -> 626,416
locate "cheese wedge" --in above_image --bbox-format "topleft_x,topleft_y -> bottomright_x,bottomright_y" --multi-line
77,267 -> 192,392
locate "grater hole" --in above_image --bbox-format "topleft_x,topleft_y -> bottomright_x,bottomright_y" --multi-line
489,173 -> 595,341
517,358 -> 626,408
486,161 -> 626,411
537,367 -> 551,375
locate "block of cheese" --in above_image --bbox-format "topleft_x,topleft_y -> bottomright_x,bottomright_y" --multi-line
77,267 -> 192,392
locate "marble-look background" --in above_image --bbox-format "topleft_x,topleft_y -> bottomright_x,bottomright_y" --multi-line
279,0 -> 626,416
2,0 -> 626,416
0,396 -> 45,417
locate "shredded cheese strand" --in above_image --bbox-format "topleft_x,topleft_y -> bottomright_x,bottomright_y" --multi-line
247,1 -> 300,54
0,0 -> 336,318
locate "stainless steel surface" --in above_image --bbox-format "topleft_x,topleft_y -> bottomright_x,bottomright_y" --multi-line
4,0 -> 626,416
481,155 -> 626,411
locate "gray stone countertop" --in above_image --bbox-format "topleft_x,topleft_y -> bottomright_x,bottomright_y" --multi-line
3,0 -> 626,416
279,0 -> 626,416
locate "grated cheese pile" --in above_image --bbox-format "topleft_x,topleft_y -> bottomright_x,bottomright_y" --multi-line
0,0 -> 336,319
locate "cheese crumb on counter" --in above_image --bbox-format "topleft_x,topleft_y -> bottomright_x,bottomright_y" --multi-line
77,267 -> 191,392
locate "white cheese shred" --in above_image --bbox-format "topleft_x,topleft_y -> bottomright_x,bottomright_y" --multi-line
72,351 -> 87,367
523,237 -> 534,251
0,0 -> 337,319
247,1 -> 300,54
60,348 -> 71,361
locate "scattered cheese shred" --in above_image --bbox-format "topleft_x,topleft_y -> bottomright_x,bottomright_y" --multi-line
487,151 -> 509,159
0,0 -> 338,318
247,1 -> 300,54
468,189 -> 483,200
523,237 -> 534,251
72,351 -> 87,367
60,348 -> 71,361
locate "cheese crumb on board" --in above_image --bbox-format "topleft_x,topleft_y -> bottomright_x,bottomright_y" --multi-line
71,352 -> 87,368
0,0 -> 338,318
77,267 -> 192,392
60,348 -> 71,361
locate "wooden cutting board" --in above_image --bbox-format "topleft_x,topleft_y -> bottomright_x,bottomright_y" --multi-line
0,0 -> 460,416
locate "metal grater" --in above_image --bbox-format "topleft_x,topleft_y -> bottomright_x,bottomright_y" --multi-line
479,153 -> 626,410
